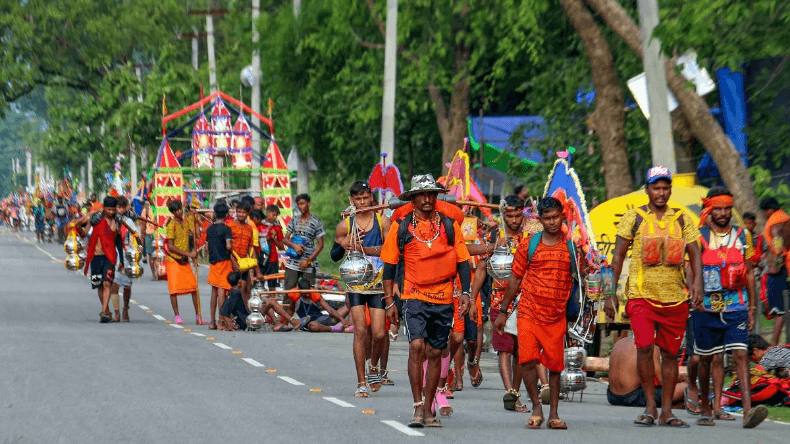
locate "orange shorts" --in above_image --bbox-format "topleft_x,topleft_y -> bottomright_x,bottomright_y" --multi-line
517,316 -> 566,372
365,305 -> 391,330
207,260 -> 232,290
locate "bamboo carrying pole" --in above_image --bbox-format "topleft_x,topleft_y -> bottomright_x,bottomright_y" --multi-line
339,199 -> 500,217
257,289 -> 347,296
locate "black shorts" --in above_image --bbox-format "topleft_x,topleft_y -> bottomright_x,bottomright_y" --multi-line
464,314 -> 478,341
402,299 -> 453,350
348,292 -> 384,309
284,267 -> 316,289
765,268 -> 789,315
606,386 -> 662,407
239,270 -> 250,281
90,256 -> 115,289
299,314 -> 334,331
259,261 -> 279,289
683,313 -> 696,363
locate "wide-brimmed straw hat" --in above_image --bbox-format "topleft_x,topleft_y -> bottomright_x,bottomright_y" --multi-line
398,174 -> 449,201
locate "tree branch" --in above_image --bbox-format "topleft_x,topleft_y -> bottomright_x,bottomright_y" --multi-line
365,0 -> 387,39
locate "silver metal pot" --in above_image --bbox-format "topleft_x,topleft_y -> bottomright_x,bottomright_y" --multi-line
246,312 -> 265,330
339,251 -> 375,286
564,346 -> 587,369
560,368 -> 587,392
65,254 -> 81,271
487,246 -> 514,280
125,263 -> 144,278
63,236 -> 80,254
247,294 -> 264,313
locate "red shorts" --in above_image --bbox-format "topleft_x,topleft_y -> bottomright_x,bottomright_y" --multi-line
490,307 -> 515,354
451,295 -> 482,334
517,316 -> 566,372
626,298 -> 688,356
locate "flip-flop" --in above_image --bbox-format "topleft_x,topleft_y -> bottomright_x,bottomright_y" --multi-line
743,405 -> 769,429
659,416 -> 690,428
408,401 -> 425,428
713,411 -> 736,421
696,416 -> 715,426
634,412 -> 656,427
208,322 -> 218,330
526,415 -> 544,429
424,417 -> 442,427
273,325 -> 293,332
100,312 -> 111,324
354,384 -> 369,398
684,387 -> 701,416
503,389 -> 518,411
547,418 -> 568,430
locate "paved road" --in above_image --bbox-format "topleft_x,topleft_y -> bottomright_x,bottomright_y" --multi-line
1,228 -> 788,443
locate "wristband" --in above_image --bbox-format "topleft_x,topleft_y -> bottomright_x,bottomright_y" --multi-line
385,302 -> 395,310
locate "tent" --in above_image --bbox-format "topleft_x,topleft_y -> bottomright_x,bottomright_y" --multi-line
467,115 -> 545,174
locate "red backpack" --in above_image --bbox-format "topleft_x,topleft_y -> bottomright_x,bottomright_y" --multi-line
699,226 -> 749,293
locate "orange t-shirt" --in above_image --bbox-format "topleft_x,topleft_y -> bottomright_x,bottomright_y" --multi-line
511,236 -> 573,325
380,218 -> 471,304
226,220 -> 253,257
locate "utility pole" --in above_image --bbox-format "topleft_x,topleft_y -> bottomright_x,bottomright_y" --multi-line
80,165 -> 85,194
25,150 -> 32,190
206,9 -> 224,192
293,0 -> 309,195
637,0 -> 675,173
379,0 -> 398,175
192,26 -> 200,71
251,0 -> 262,191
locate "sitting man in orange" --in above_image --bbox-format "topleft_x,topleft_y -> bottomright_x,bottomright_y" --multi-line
494,197 -> 582,430
381,174 -> 472,428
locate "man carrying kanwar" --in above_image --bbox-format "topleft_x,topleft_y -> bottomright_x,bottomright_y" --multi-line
81,197 -> 121,323
380,174 -> 472,428
605,166 -> 703,428
332,181 -> 391,398
494,197 -> 584,430
472,195 -> 528,412
692,187 -> 769,428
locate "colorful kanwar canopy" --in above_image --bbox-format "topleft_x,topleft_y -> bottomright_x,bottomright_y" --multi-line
438,149 -> 493,220
210,98 -> 232,154
261,142 -> 292,227
230,114 -> 253,169
192,113 -> 213,168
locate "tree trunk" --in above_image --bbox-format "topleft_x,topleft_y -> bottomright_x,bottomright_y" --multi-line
429,44 -> 471,175
561,0 -> 632,199
584,0 -> 761,223
671,110 -> 697,173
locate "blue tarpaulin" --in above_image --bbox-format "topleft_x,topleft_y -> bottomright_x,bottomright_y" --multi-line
468,116 -> 546,173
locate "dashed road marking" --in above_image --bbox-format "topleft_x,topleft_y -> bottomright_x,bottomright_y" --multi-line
152,315 -> 166,321
190,332 -> 206,337
138,305 -> 149,310
242,358 -> 265,367
277,376 -> 304,386
170,324 -> 184,329
381,420 -> 424,437
213,342 -> 232,350
130,300 -> 137,304
323,397 -> 355,408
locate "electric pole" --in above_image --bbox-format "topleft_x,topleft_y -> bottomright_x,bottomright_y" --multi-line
637,0 -> 675,173
380,0 -> 398,173
251,0 -> 262,191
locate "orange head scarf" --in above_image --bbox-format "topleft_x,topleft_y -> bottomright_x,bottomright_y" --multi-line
698,195 -> 734,227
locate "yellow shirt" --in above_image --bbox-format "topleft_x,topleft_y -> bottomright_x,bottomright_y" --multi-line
247,219 -> 259,248
617,207 -> 700,304
166,218 -> 191,260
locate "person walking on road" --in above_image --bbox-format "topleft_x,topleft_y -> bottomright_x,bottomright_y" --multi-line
494,197 -> 583,430
759,197 -> 790,345
333,180 -> 391,398
380,174 -> 472,428
606,166 -> 703,428
165,200 -> 202,325
693,187 -> 768,428
81,197 -> 120,323
206,202 -> 236,330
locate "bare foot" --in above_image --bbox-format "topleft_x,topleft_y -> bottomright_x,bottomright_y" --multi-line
113,311 -> 121,323
122,308 -> 130,322
209,321 -> 218,330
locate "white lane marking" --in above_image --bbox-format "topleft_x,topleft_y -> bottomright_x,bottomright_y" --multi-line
277,376 -> 305,386
381,420 -> 425,437
242,358 -> 265,367
190,332 -> 206,337
213,343 -> 233,350
129,299 -> 136,304
138,305 -> 150,310
170,324 -> 184,329
152,315 -> 166,321
322,397 -> 355,408
774,421 -> 790,425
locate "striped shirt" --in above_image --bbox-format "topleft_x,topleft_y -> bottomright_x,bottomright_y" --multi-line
760,346 -> 790,372
286,213 -> 325,272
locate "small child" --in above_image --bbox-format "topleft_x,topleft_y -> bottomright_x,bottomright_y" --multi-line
206,202 -> 234,330
219,271 -> 248,331
256,205 -> 284,290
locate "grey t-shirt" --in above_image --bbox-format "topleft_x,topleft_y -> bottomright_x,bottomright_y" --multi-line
285,214 -> 325,272
760,346 -> 790,372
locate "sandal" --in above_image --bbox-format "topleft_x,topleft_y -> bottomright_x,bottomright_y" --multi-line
380,370 -> 394,386
273,324 -> 293,332
634,412 -> 656,427
355,384 -> 369,398
684,387 -> 701,416
208,321 -> 218,330
389,330 -> 398,341
121,309 -> 130,323
367,366 -> 382,393
713,411 -> 736,421
424,416 -> 442,428
453,367 -> 464,391
408,401 -> 425,428
196,315 -> 206,325
503,388 -> 519,411
174,315 -> 184,325
743,405 -> 768,429
696,416 -> 715,426
468,357 -> 483,387
658,416 -> 690,428
100,312 -> 111,324
434,389 -> 453,417
547,418 -> 568,430
526,415 -> 544,429
515,399 -> 530,413
443,384 -> 454,399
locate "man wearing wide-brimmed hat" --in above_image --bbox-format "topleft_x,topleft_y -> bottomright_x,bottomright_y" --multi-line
380,174 -> 472,428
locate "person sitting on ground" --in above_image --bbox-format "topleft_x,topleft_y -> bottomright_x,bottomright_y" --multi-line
262,279 -> 350,332
607,336 -> 687,407
219,271 -> 247,331
748,333 -> 790,378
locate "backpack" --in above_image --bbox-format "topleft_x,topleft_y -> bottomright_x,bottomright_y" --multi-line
699,226 -> 749,295
395,211 -> 456,288
525,231 -> 580,322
